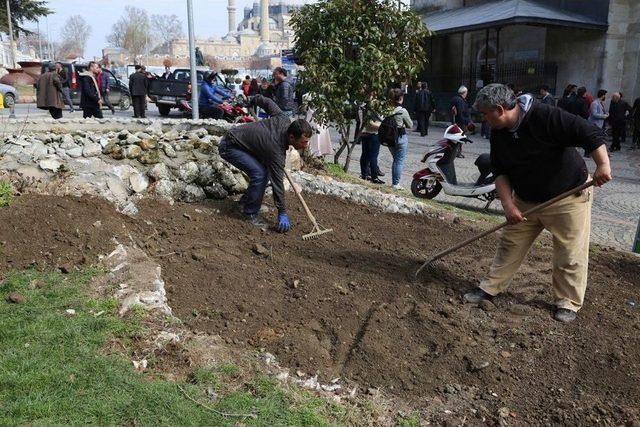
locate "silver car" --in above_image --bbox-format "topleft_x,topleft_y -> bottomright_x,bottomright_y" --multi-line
0,83 -> 18,108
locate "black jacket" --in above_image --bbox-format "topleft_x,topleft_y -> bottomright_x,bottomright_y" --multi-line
608,99 -> 631,125
414,89 -> 435,113
274,78 -> 296,111
490,101 -> 604,202
58,69 -> 70,88
79,72 -> 101,110
450,94 -> 471,126
129,71 -> 149,97
226,95 -> 290,213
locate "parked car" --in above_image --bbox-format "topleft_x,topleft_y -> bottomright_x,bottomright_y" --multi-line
38,61 -> 131,111
148,69 -> 228,116
0,83 -> 19,108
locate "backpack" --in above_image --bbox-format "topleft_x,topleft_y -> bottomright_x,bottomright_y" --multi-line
378,112 -> 403,147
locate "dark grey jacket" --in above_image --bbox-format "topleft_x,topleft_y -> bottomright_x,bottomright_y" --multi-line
226,95 -> 290,213
274,78 -> 296,111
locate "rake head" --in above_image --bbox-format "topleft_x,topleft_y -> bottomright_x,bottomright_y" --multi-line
302,225 -> 334,241
414,257 -> 445,277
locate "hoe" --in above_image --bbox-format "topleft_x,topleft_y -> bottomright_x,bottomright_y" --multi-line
283,168 -> 333,240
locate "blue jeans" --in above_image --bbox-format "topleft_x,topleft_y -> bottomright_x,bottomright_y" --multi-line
218,138 -> 268,216
388,133 -> 408,185
359,133 -> 380,179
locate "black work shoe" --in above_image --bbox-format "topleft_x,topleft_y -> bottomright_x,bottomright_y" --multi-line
463,288 -> 493,304
554,308 -> 577,323
244,213 -> 267,228
371,178 -> 385,184
377,169 -> 385,177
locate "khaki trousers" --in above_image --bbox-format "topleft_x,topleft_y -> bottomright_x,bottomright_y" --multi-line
479,185 -> 592,312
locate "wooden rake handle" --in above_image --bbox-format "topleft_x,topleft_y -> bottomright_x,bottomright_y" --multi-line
428,180 -> 596,263
283,168 -> 320,228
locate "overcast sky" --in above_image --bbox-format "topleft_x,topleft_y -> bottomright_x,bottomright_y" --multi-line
36,0 -> 264,58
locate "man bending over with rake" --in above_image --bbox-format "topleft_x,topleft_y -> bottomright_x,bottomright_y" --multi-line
219,95 -> 313,232
464,84 -> 612,323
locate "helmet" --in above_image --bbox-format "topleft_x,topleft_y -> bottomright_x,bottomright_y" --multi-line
444,124 -> 472,143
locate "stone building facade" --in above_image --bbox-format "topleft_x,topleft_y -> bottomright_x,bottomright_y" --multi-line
414,0 -> 640,101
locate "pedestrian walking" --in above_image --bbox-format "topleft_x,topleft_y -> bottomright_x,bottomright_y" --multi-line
302,93 -> 332,158
97,65 -> 116,115
588,89 -> 608,130
413,82 -> 435,137
387,88 -> 413,190
218,94 -> 313,230
608,92 -> 631,151
129,65 -> 149,118
539,84 -> 556,106
359,116 -> 384,184
450,86 -> 474,133
465,83 -> 612,323
36,63 -> 64,119
79,61 -> 103,119
55,62 -> 74,113
272,67 -> 296,117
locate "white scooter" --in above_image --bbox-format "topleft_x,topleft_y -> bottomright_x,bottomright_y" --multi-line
411,125 -> 497,209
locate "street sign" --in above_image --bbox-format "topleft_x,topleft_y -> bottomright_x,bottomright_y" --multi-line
634,216 -> 640,253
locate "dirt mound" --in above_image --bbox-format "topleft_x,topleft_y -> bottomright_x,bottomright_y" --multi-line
1,193 -> 638,425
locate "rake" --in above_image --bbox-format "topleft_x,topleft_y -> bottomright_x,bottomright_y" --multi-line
415,180 -> 596,277
283,168 -> 334,240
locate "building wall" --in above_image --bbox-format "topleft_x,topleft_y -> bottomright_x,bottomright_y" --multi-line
545,28 -> 605,93
619,0 -> 640,99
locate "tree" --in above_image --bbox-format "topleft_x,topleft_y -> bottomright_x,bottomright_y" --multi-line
290,0 -> 431,170
106,6 -> 151,62
150,14 -> 184,54
59,15 -> 91,58
0,0 -> 50,36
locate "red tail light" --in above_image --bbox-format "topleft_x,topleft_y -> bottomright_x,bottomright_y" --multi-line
71,72 -> 78,90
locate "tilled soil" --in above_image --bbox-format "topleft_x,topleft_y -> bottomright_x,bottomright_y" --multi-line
1,193 -> 638,425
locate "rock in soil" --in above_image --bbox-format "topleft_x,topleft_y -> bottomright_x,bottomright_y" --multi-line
252,243 -> 270,256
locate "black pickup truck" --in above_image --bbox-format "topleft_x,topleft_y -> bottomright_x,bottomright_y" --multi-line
148,69 -> 227,116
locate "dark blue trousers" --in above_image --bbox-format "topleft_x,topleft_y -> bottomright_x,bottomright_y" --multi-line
359,133 -> 381,179
218,138 -> 268,215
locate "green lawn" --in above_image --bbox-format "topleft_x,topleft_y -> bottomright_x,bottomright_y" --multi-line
0,269 -> 346,426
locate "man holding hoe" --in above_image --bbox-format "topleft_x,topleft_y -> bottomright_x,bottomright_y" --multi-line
219,95 -> 313,232
464,84 -> 612,323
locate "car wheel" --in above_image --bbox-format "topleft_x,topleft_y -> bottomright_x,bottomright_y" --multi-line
119,95 -> 131,111
158,104 -> 171,117
3,93 -> 15,108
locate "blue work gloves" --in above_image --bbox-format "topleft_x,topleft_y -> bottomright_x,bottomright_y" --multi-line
277,213 -> 290,233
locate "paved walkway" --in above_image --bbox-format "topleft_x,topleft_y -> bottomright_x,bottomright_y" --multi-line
332,127 -> 639,251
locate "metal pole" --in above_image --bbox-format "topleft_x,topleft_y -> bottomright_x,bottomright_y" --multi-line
36,20 -> 43,60
187,0 -> 199,119
5,0 -> 15,68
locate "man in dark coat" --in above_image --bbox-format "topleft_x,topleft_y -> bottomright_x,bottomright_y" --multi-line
129,65 -> 149,118
272,67 -> 296,116
414,82 -> 436,136
79,61 -> 103,118
36,63 -> 65,119
539,84 -> 556,106
450,85 -> 474,132
608,92 -> 631,151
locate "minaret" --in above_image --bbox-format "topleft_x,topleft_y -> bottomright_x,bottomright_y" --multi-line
227,0 -> 236,33
260,0 -> 270,43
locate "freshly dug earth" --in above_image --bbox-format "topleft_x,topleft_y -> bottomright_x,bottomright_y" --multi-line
1,193 -> 638,425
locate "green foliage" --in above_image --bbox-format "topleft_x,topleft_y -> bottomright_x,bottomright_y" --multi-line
0,180 -> 14,208
0,269 -> 347,425
291,0 -> 431,168
0,0 -> 51,36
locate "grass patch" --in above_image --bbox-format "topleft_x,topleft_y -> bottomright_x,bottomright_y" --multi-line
0,180 -> 13,207
323,162 -> 501,223
0,269 -> 348,425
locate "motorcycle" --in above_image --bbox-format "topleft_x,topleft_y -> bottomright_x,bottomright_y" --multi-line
411,124 -> 497,210
179,96 -> 256,124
